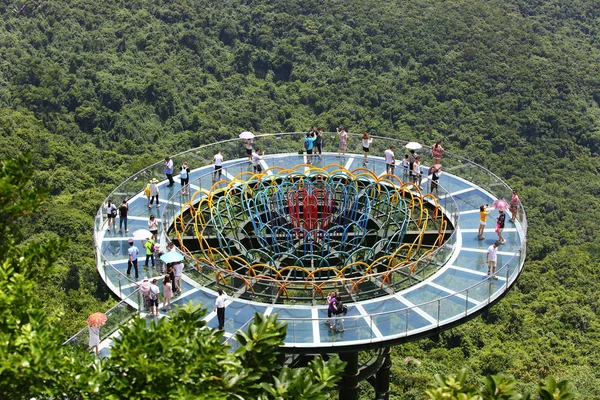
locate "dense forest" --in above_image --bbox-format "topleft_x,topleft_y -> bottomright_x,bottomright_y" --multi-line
1,0 -> 600,397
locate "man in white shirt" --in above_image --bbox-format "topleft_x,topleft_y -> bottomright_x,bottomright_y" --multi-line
164,157 -> 174,187
252,148 -> 265,173
487,241 -> 499,279
213,151 -> 224,182
214,289 -> 227,330
384,146 -> 396,175
149,278 -> 161,316
173,261 -> 184,294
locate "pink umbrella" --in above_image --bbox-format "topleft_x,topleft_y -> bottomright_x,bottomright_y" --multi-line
87,312 -> 107,328
493,199 -> 508,211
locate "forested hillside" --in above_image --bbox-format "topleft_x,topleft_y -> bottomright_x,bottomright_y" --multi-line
1,0 -> 600,397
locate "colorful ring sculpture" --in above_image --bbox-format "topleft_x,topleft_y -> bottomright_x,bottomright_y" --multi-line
172,164 -> 450,304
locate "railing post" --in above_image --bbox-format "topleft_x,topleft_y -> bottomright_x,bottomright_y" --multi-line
465,289 -> 469,317
437,300 -> 441,327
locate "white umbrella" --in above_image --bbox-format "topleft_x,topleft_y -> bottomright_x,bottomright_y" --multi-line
239,131 -> 255,139
132,229 -> 152,240
405,142 -> 422,150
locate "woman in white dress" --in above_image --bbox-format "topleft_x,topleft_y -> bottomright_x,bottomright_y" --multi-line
89,325 -> 100,355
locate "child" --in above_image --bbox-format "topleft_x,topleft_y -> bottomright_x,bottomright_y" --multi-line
478,204 -> 490,240
162,275 -> 173,311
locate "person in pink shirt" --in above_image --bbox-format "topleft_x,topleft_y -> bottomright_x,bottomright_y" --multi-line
432,140 -> 444,164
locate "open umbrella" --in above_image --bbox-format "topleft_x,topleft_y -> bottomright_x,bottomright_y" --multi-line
239,131 -> 255,139
160,251 -> 185,263
493,199 -> 509,211
87,312 -> 107,328
428,164 -> 442,174
132,229 -> 152,240
405,142 -> 422,150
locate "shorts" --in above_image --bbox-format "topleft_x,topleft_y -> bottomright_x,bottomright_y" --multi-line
363,146 -> 369,152
109,213 -> 117,218
246,148 -> 253,155
214,165 -> 222,171
480,220 -> 486,225
254,165 -> 263,173
180,178 -> 189,186
149,298 -> 158,307
306,149 -> 313,154
150,229 -> 158,235
487,260 -> 497,268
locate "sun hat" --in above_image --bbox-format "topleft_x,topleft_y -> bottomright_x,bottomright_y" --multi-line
127,238 -> 134,244
150,178 -> 159,183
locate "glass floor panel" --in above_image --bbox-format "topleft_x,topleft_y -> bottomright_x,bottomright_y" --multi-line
452,190 -> 496,212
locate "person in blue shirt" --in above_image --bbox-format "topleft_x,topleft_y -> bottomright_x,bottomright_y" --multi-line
126,239 -> 139,279
304,132 -> 317,164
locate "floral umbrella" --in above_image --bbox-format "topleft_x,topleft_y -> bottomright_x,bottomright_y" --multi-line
493,199 -> 509,211
87,312 -> 107,328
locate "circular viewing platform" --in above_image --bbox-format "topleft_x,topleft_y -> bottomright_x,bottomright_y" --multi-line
93,133 -> 526,353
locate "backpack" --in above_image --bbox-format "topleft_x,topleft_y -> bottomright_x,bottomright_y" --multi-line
336,300 -> 347,315
304,138 -> 310,150
180,167 -> 188,179
149,287 -> 157,301
341,304 -> 348,315
150,242 -> 156,253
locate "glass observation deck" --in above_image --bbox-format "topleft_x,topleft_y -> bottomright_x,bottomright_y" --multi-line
65,133 -> 526,355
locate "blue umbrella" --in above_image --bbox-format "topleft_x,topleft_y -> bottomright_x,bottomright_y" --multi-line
160,251 -> 185,263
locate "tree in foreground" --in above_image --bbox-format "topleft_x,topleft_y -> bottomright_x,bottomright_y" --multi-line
426,369 -> 576,400
0,153 -> 344,399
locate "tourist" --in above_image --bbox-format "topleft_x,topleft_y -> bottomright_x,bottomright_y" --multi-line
173,260 -> 184,295
432,140 -> 444,164
215,288 -> 227,330
148,178 -> 160,208
144,183 -> 151,207
126,238 -> 139,279
478,204 -> 490,240
487,241 -> 500,279
161,275 -> 173,311
213,151 -> 224,182
244,139 -> 254,163
408,150 -> 416,174
140,277 -> 151,311
252,148 -> 265,173
384,146 -> 396,175
148,214 -> 158,242
325,291 -> 336,326
412,156 -> 422,186
148,278 -> 160,316
496,210 -> 506,244
430,166 -> 441,194
166,264 -> 177,293
509,189 -> 520,223
333,295 -> 345,333
402,154 -> 410,180
328,293 -> 338,330
304,132 -> 317,164
144,237 -> 155,269
315,128 -> 324,158
164,157 -> 174,187
180,161 -> 190,195
337,127 -> 348,157
88,324 -> 100,355
105,199 -> 117,232
154,243 -> 164,274
361,132 -> 371,165
118,200 -> 129,233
